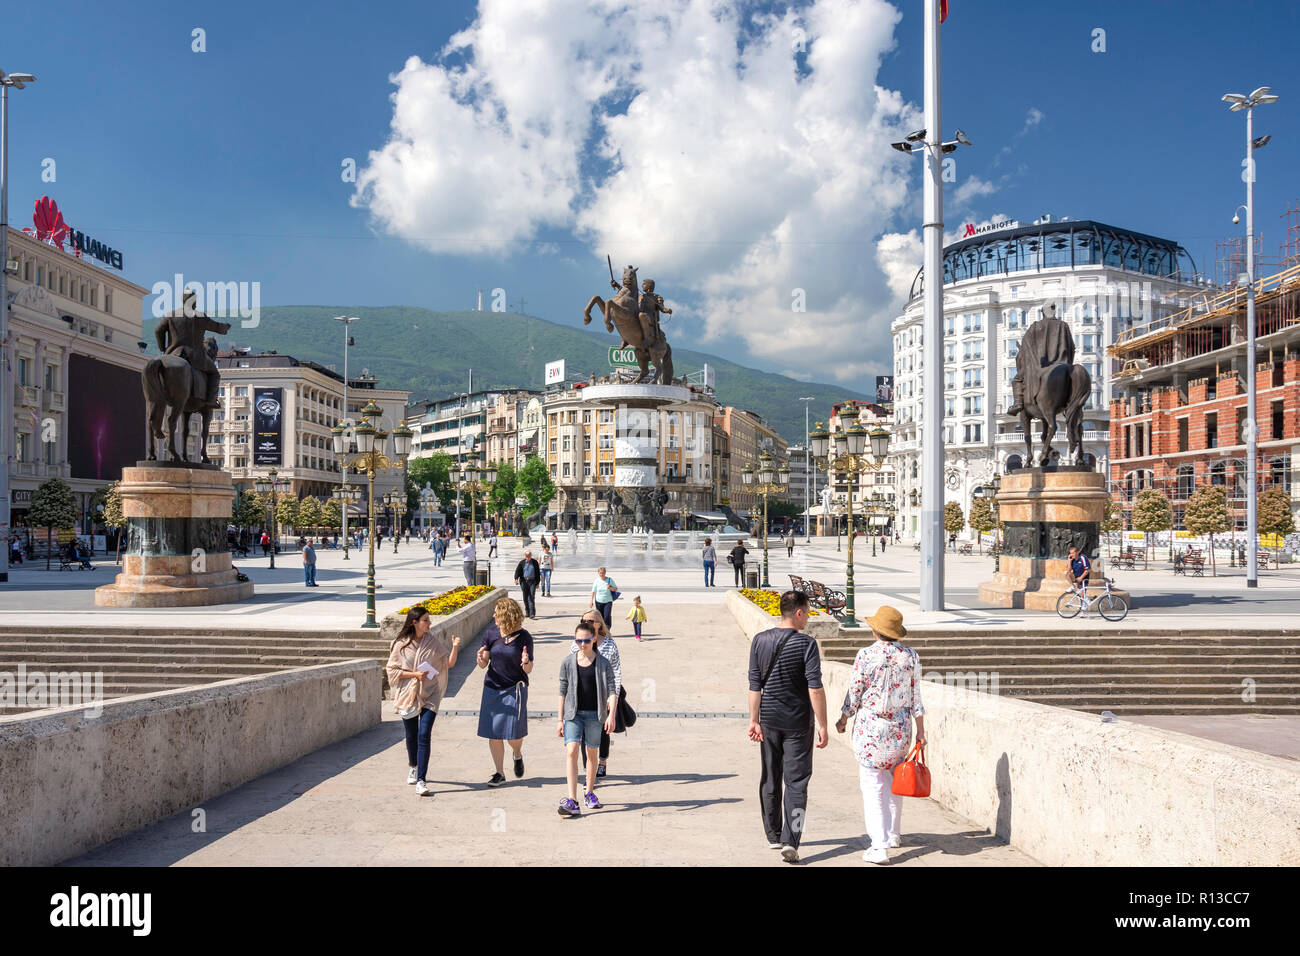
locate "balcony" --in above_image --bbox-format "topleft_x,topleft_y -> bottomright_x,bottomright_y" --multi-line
42,390 -> 65,412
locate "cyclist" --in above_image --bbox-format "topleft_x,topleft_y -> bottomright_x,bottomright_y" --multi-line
1067,545 -> 1092,597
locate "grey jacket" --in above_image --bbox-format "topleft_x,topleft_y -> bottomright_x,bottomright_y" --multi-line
557,652 -> 618,724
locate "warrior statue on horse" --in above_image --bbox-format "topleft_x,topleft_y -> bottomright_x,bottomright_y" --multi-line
1006,303 -> 1092,468
583,259 -> 674,385
143,288 -> 231,464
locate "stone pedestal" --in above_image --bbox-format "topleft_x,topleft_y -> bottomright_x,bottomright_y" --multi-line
95,465 -> 255,608
978,468 -> 1130,611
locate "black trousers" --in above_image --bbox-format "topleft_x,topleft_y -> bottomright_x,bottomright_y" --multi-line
733,562 -> 744,586
759,721 -> 814,849
519,581 -> 537,617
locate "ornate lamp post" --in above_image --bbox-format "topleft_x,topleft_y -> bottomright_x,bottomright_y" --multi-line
741,452 -> 791,588
333,484 -> 362,546
254,468 -> 290,570
419,483 -> 439,536
383,491 -> 407,554
331,400 -> 413,628
973,471 -> 1003,570
810,408 -> 890,628
449,458 -> 497,543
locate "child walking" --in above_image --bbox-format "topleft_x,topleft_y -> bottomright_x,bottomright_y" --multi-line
625,596 -> 647,641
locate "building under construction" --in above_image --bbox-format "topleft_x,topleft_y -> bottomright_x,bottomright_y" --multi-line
1107,223 -> 1300,529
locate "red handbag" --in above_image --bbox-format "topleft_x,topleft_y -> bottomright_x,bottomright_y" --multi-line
891,742 -> 931,798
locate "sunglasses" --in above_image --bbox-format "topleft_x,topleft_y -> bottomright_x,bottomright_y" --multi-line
575,637 -> 594,644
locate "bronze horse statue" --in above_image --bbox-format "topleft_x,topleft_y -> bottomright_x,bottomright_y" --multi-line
143,336 -> 224,463
1010,305 -> 1092,467
583,264 -> 674,385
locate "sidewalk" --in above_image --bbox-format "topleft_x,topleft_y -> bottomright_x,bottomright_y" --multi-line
66,596 -> 1035,867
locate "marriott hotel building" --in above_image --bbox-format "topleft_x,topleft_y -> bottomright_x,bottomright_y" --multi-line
889,216 -> 1205,540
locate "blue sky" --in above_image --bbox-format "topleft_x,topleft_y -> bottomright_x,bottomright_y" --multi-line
4,0 -> 1297,385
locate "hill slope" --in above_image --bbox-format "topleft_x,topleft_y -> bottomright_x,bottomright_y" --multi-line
148,305 -> 871,443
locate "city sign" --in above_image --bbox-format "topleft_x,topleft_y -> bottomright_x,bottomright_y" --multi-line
545,359 -> 565,386
608,346 -> 639,368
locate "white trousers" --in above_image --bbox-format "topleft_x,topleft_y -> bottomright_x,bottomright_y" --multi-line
859,765 -> 903,847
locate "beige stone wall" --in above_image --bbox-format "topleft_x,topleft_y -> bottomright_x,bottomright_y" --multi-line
0,660 -> 381,866
821,660 -> 1300,866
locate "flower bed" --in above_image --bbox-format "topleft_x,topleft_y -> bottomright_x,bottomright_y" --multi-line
399,584 -> 495,616
739,588 -> 822,616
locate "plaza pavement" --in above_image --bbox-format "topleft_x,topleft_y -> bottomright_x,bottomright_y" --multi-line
65,594 -> 1036,867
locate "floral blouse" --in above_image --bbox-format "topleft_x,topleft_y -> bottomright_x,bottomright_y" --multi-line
841,640 -> 925,770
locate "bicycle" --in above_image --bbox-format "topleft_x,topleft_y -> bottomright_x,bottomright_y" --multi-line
1056,576 -> 1128,622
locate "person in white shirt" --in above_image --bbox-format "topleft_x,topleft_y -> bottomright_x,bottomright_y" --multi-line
462,535 -> 477,586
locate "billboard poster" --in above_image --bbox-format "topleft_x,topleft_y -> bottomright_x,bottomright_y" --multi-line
68,354 -> 147,480
545,359 -> 566,386
253,388 -> 284,465
875,375 -> 894,403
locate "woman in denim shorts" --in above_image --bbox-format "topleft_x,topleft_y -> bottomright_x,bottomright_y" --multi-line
555,620 -> 618,817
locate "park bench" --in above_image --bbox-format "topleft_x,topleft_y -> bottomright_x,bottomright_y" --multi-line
804,579 -> 846,616
788,574 -> 809,593
1115,552 -> 1138,570
958,543 -> 973,556
1184,555 -> 1205,576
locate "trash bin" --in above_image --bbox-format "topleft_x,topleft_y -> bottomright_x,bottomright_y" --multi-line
475,559 -> 491,587
744,566 -> 760,589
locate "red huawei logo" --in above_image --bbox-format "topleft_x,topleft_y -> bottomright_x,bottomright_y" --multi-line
27,196 -> 73,252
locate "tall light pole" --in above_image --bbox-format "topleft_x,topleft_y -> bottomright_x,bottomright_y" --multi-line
0,69 -> 36,584
1223,86 -> 1278,589
334,316 -> 359,560
890,3 -> 965,611
799,396 -> 815,541
741,452 -> 791,588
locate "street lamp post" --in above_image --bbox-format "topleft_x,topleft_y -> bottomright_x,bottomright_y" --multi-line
334,316 -> 360,560
974,472 -> 1003,571
332,483 -> 362,551
741,452 -> 791,589
0,68 -> 37,584
450,458 -> 496,546
254,468 -> 289,570
331,400 -> 413,628
384,491 -> 406,554
810,409 -> 890,628
798,396 -> 816,543
1223,86 -> 1278,588
419,483 -> 439,537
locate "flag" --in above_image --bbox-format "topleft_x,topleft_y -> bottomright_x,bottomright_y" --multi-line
940,0 -> 949,23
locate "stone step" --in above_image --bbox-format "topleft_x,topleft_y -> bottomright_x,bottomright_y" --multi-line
923,673 -> 1299,687
824,637 -> 1300,650
2,651 -> 381,667
0,634 -> 390,649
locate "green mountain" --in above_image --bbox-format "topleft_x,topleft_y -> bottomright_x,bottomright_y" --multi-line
148,305 -> 872,443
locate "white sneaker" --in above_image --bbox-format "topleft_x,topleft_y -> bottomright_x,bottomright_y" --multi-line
415,780 -> 431,796
407,767 -> 418,785
863,847 -> 889,864
888,836 -> 902,848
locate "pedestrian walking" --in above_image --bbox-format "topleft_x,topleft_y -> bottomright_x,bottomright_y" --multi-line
488,533 -> 498,559
386,607 -> 462,796
540,543 -> 554,596
836,605 -> 926,865
880,533 -> 887,553
701,537 -> 717,587
515,549 -> 541,619
475,597 -> 533,787
556,620 -> 618,817
747,589 -> 827,864
625,596 -> 646,641
588,566 -> 619,628
550,531 -> 559,555
461,535 -> 477,586
785,534 -> 795,558
260,531 -> 270,556
429,532 -> 442,566
302,538 -> 318,587
576,609 -> 622,778
728,539 -> 750,587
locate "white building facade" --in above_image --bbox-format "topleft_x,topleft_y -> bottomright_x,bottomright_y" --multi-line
890,217 -> 1206,539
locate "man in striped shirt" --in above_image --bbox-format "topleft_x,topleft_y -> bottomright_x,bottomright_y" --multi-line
747,589 -> 828,864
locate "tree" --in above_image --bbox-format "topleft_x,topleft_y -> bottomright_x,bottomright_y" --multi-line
943,500 -> 964,540
297,495 -> 324,531
766,499 -> 804,521
29,477 -> 78,570
275,494 -> 300,534
233,489 -> 265,531
321,497 -> 342,531
516,455 -> 556,519
1184,484 -> 1230,576
1258,487 -> 1295,564
968,497 -> 995,554
1099,497 -> 1122,560
1130,488 -> 1172,561
97,481 -> 127,564
488,461 -> 518,525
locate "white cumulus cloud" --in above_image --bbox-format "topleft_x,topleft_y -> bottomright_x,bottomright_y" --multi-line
353,0 -> 922,382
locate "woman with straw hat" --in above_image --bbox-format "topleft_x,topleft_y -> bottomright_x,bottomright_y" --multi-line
836,605 -> 926,865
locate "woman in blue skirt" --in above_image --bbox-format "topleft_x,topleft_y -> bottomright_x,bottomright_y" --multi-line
476,596 -> 534,787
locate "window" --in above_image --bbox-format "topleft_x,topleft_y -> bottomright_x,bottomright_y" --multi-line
549,438 -> 557,453
963,368 -> 983,388
944,344 -> 955,363
549,464 -> 557,477
964,312 -> 983,332
943,426 -> 953,444
1081,334 -> 1098,352
964,396 -> 983,415
17,357 -> 29,386
1177,418 -> 1189,453
945,371 -> 956,390
562,462 -> 570,478
235,386 -> 248,396
44,440 -> 55,465
104,291 -> 112,314
964,423 -> 982,443
598,461 -> 613,478
1205,412 -> 1218,449
562,435 -> 570,452
1236,406 -> 1247,444
1005,339 -> 1019,358
945,316 -> 955,336
583,435 -> 591,450
1176,465 -> 1194,499
599,409 -> 613,423
582,411 -> 590,423
945,398 -> 956,417
964,340 -> 983,361
584,463 -> 591,478
1272,400 -> 1285,440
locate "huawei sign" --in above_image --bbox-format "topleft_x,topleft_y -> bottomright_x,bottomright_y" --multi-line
24,196 -> 124,270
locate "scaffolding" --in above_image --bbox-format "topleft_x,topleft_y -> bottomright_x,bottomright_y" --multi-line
1282,201 -> 1300,271
1215,234 -> 1276,289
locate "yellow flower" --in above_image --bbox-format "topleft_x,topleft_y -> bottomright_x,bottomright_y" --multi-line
399,584 -> 496,616
740,588 -> 821,616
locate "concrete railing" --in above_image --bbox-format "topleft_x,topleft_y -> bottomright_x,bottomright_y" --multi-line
820,660 -> 1300,866
378,586 -> 503,659
0,660 -> 381,866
